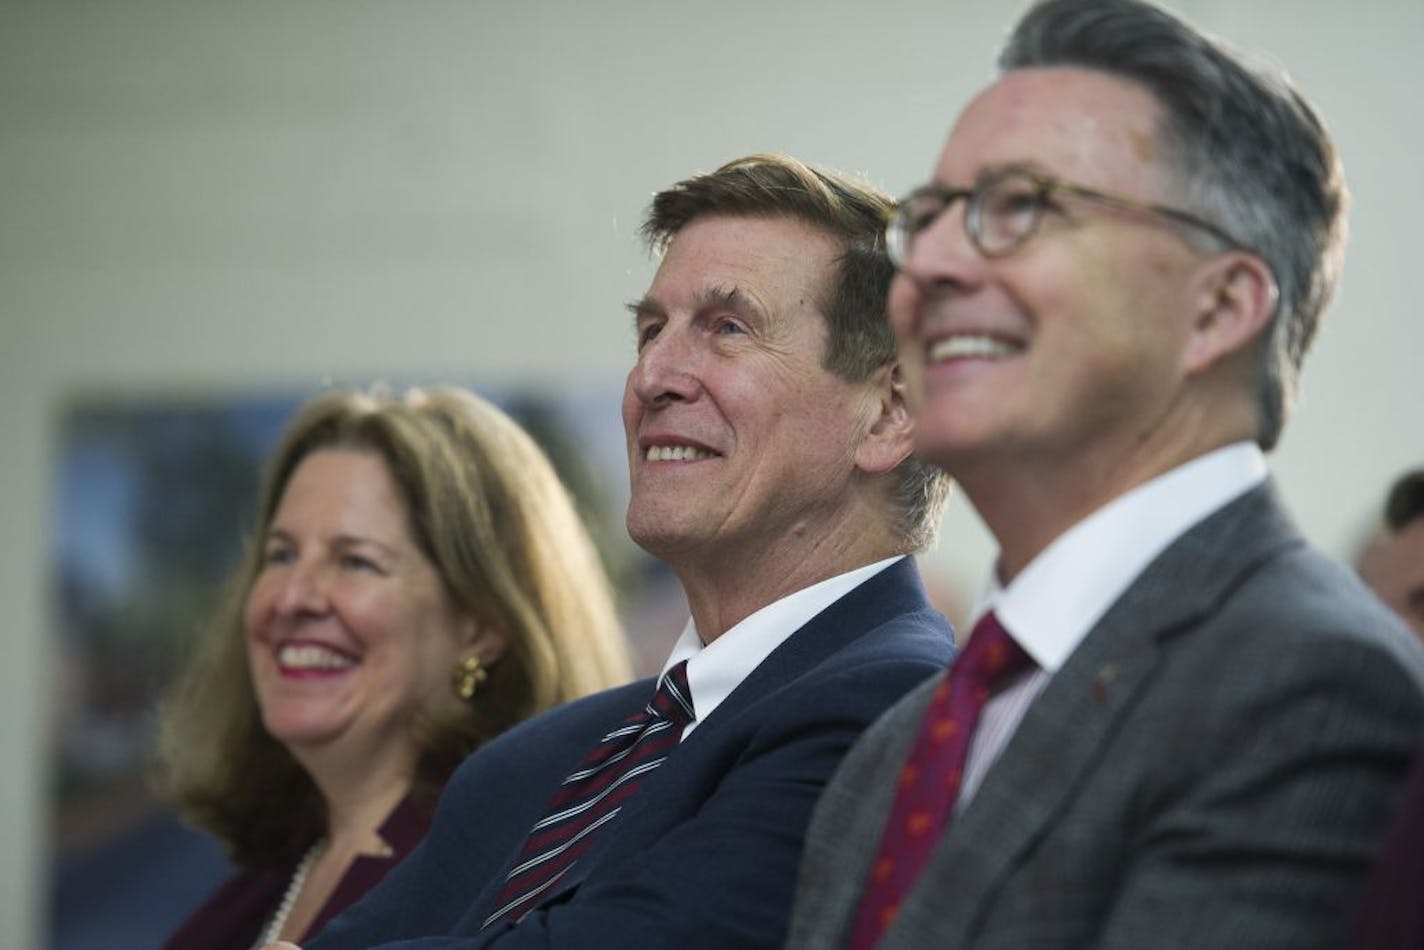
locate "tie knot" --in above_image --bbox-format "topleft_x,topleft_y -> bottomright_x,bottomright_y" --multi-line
953,612 -> 1033,692
649,659 -> 696,727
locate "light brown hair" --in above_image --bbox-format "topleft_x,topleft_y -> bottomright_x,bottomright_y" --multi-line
158,386 -> 631,866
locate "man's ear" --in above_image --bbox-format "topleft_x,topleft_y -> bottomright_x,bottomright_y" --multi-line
1184,251 -> 1279,375
854,362 -> 916,476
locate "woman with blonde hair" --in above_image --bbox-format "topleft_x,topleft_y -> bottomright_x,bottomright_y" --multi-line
160,385 -> 630,948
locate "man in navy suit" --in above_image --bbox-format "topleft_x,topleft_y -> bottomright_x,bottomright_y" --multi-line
298,153 -> 956,949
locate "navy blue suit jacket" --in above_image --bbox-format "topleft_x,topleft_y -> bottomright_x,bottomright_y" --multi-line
309,557 -> 953,949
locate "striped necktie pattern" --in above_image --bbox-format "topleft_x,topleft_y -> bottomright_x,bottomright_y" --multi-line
482,660 -> 696,928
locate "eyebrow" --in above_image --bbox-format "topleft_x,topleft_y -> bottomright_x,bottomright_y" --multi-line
263,527 -> 398,558
700,285 -> 762,319
982,159 -> 1050,180
625,296 -> 664,327
333,534 -> 398,558
920,160 -> 1050,193
263,527 -> 294,546
625,285 -> 762,327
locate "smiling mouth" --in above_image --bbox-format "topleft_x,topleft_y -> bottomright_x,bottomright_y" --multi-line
927,334 -> 1023,363
644,443 -> 717,462
277,642 -> 357,674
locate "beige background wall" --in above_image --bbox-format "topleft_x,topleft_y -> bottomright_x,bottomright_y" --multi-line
3,1 -> 1421,944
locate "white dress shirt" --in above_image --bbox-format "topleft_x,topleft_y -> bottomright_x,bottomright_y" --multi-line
659,556 -> 904,740
956,442 -> 1269,808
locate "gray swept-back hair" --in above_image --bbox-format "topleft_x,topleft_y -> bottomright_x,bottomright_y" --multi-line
1001,0 -> 1348,450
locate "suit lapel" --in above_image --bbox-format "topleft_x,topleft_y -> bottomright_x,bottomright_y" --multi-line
791,672 -> 943,944
887,483 -> 1304,947
712,556 -> 933,718
459,682 -> 653,931
529,558 -> 936,914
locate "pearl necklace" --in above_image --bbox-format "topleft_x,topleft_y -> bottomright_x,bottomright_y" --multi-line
254,838 -> 327,949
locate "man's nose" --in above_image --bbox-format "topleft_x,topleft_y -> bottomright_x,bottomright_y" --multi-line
901,198 -> 980,282
629,325 -> 702,408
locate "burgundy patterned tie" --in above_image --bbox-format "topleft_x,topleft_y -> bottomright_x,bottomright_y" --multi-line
482,660 -> 695,928
847,613 -> 1032,948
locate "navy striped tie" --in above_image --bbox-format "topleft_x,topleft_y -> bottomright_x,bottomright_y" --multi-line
482,660 -> 696,928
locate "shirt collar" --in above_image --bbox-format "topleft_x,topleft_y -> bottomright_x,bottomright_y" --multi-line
976,443 -> 1267,672
661,555 -> 903,734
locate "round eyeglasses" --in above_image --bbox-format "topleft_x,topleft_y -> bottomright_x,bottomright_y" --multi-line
884,167 -> 1248,266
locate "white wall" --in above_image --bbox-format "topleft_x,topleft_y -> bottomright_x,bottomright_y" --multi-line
3,0 -> 1421,943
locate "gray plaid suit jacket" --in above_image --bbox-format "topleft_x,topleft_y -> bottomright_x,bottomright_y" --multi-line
786,483 -> 1424,950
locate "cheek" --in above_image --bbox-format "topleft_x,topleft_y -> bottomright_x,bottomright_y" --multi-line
889,288 -> 926,397
784,392 -> 865,476
887,276 -> 920,339
241,579 -> 271,642
418,634 -> 460,693
1000,246 -> 1077,320
621,377 -> 642,439
621,370 -> 638,415
371,592 -> 457,671
1097,240 -> 1198,339
390,631 -> 463,718
1014,247 -> 1145,354
345,586 -> 409,643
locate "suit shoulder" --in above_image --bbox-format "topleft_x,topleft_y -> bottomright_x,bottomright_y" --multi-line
831,604 -> 955,665
764,611 -> 953,731
797,599 -> 954,685
1217,542 -> 1424,693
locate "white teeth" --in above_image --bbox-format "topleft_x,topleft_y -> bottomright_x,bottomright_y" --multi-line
928,334 -> 1021,362
645,444 -> 713,462
277,644 -> 355,670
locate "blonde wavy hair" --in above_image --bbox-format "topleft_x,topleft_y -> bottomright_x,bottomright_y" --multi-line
158,386 -> 630,866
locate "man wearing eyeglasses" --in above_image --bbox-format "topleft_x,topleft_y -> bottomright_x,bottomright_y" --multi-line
785,1 -> 1424,948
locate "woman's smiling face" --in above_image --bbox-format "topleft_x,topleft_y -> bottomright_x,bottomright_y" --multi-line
243,448 -> 473,775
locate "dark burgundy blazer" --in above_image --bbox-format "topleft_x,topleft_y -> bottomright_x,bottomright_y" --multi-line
1347,743 -> 1424,950
163,796 -> 431,949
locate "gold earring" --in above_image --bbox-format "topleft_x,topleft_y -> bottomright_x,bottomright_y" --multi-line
453,655 -> 487,701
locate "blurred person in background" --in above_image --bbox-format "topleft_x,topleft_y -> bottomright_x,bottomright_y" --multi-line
158,385 -> 631,949
1358,468 -> 1424,641
1348,469 -> 1424,949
